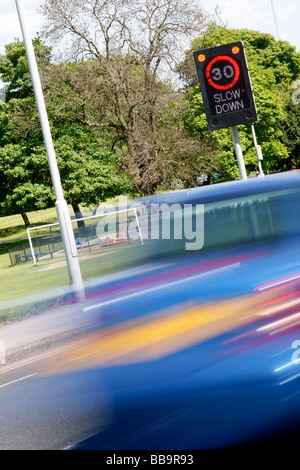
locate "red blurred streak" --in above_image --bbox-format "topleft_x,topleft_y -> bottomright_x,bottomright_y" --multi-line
223,330 -> 254,344
258,290 -> 300,309
88,251 -> 268,300
255,273 -> 300,292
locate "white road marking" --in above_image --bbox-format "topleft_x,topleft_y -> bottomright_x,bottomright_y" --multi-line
0,373 -> 38,389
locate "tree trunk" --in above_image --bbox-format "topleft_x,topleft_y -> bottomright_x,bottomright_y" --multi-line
20,211 -> 31,228
71,201 -> 85,237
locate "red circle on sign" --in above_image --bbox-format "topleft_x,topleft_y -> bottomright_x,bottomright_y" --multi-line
206,55 -> 240,90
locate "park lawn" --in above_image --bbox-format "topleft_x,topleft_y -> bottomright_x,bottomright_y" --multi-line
0,239 -> 149,324
0,207 -> 60,241
0,196 -> 130,244
77,241 -> 147,280
0,255 -> 70,303
0,200 -> 149,322
0,205 -> 75,270
0,256 -> 71,323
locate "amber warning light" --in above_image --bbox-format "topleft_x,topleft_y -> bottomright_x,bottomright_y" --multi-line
193,41 -> 258,130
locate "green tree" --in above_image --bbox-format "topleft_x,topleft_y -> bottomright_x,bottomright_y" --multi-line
0,37 -> 55,226
0,37 -> 52,101
0,142 -> 54,227
31,123 -> 134,218
41,0 -> 212,194
277,82 -> 300,170
0,38 -> 133,226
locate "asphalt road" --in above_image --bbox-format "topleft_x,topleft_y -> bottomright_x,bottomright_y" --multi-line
2,233 -> 300,449
0,340 -> 113,450
0,291 -> 123,450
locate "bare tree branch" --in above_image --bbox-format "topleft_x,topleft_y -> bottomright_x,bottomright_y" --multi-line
40,0 -> 211,194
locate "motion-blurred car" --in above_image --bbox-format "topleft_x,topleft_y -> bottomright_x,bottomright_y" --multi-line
44,170 -> 300,449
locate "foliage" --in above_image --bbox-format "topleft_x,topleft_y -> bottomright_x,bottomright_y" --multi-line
0,141 -> 54,226
2,10 -> 300,228
0,37 -> 52,101
276,81 -> 300,170
40,0 -> 212,194
0,39 -> 134,225
33,124 -> 135,213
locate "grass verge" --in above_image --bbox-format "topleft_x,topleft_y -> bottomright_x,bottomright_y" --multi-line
0,239 -> 148,324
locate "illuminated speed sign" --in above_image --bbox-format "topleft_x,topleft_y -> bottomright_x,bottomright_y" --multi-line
206,55 -> 240,89
194,42 -> 258,130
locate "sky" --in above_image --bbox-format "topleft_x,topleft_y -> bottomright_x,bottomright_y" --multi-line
0,0 -> 299,55
201,0 -> 300,51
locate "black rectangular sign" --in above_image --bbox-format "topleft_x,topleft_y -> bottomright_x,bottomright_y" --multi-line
193,41 -> 258,130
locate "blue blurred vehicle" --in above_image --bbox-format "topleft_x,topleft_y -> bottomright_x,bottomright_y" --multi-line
47,170 -> 300,449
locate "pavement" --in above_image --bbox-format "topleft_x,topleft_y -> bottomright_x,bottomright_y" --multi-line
0,296 -> 95,364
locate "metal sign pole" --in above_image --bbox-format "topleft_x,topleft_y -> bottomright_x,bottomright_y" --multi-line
271,0 -> 280,40
15,0 -> 85,300
231,126 -> 247,180
251,124 -> 264,177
